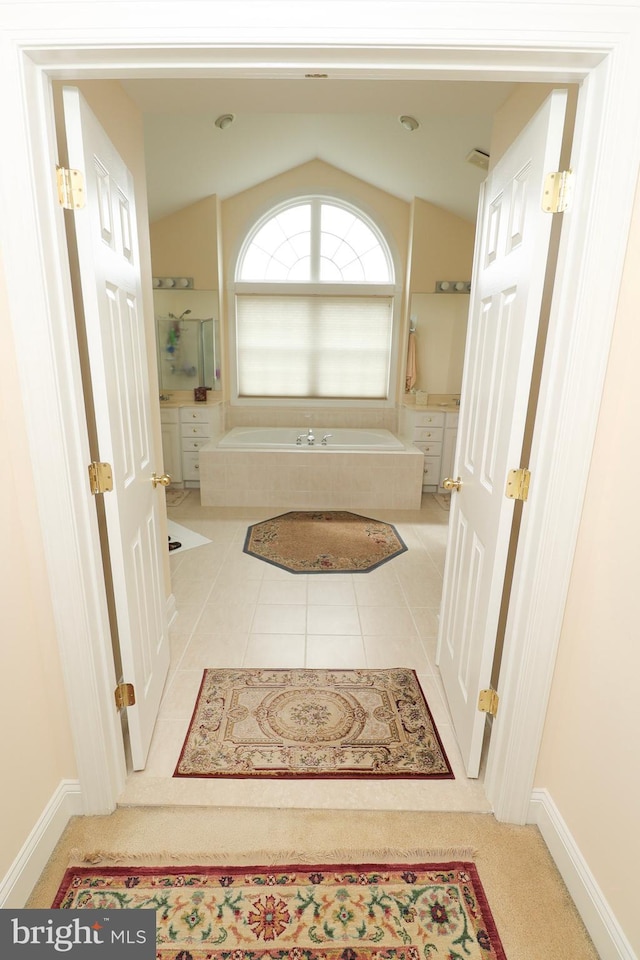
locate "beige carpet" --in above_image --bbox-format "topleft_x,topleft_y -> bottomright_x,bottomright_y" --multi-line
174,668 -> 453,779
27,807 -> 599,960
244,511 -> 407,573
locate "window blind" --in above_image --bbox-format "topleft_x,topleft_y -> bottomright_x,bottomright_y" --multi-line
236,294 -> 393,398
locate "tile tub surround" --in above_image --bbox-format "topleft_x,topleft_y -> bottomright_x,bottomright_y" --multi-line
199,437 -> 424,510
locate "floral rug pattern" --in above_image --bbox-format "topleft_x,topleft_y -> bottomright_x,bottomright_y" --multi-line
53,861 -> 506,960
174,668 -> 453,779
243,511 -> 407,573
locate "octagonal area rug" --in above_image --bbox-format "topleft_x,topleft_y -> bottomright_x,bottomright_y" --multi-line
243,510 -> 407,574
174,667 -> 453,779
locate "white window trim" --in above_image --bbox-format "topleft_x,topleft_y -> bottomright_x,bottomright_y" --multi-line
231,195 -> 401,405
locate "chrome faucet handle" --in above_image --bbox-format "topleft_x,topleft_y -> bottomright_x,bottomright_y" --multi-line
321,434 -> 333,444
296,434 -> 306,444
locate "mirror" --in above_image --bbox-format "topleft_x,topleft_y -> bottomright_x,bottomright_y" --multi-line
154,290 -> 221,392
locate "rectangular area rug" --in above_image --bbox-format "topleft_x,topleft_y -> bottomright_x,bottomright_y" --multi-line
52,860 -> 506,960
174,668 -> 453,779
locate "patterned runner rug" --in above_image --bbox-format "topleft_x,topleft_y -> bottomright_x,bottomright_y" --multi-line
174,668 -> 453,779
52,860 -> 506,960
243,511 -> 407,573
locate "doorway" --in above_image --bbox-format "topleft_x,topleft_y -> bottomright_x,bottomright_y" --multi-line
4,20 -> 637,823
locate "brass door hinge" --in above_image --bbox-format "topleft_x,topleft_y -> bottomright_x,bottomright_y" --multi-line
88,461 -> 113,495
56,166 -> 86,209
478,688 -> 499,717
542,170 -> 573,213
505,467 -> 531,502
114,682 -> 136,710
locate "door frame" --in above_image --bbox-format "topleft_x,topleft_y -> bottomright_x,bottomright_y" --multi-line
2,3 -> 639,821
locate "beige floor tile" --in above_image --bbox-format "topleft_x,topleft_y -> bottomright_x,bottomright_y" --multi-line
179,633 -> 248,669
306,604 -> 362,635
354,577 -> 406,606
306,635 -> 367,668
358,605 -> 418,637
251,603 -> 307,633
243,634 -> 306,667
124,495 -> 490,813
258,579 -> 308,604
158,670 -> 205,720
363,634 -> 431,672
195,602 -> 257,635
206,579 -> 262,605
307,579 -> 356,605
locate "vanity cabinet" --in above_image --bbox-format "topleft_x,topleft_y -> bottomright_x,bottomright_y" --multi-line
160,402 -> 223,488
400,405 -> 458,494
180,405 -> 217,486
439,412 -> 459,492
160,407 -> 182,484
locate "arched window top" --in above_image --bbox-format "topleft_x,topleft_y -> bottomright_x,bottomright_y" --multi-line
237,197 -> 394,283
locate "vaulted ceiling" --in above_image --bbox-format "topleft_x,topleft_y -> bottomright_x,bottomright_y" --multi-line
121,77 -> 516,223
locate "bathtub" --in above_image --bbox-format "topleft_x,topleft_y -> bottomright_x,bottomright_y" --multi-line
217,426 -> 405,450
199,425 -> 424,510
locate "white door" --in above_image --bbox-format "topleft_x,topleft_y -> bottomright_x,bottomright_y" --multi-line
436,90 -> 567,777
63,86 -> 170,770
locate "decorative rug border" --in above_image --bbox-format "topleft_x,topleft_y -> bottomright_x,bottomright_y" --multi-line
51,858 -> 506,960
173,667 -> 454,780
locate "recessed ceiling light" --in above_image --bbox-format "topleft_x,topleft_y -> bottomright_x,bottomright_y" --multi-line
399,115 -> 419,132
214,114 -> 235,130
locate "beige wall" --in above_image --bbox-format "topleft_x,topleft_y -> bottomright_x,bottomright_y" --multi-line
409,293 -> 469,394
492,84 -> 640,946
0,252 -> 77,881
409,198 -> 475,293
150,196 -> 219,289
534,173 -> 640,947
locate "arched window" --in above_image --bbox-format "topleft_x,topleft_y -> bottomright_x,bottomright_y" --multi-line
234,197 -> 396,399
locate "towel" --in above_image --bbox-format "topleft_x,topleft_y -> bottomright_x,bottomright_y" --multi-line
405,330 -> 417,392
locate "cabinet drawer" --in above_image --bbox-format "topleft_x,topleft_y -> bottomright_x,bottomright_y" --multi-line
422,457 -> 441,481
182,452 -> 202,480
181,422 -> 210,438
182,437 -> 209,453
180,406 -> 211,424
414,440 -> 442,457
413,411 -> 444,427
413,426 -> 443,443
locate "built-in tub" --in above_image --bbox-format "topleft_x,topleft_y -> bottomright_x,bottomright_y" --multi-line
200,426 -> 424,510
218,426 -> 405,450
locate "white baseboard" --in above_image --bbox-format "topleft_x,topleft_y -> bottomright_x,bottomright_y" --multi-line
0,779 -> 83,908
528,788 -> 637,960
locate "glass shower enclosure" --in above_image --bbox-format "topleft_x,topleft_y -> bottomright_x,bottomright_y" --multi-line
154,290 -> 221,393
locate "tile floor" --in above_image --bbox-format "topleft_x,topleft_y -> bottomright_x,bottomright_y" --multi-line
118,492 -> 491,813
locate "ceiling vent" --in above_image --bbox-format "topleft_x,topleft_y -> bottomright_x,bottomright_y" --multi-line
466,148 -> 490,170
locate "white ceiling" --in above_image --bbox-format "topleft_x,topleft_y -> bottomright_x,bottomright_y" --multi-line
120,78 -> 516,223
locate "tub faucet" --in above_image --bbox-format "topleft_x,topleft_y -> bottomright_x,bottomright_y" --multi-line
306,428 -> 315,445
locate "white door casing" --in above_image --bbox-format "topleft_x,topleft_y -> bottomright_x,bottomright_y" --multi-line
437,91 -> 567,777
62,86 -> 170,770
1,5 -> 639,820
